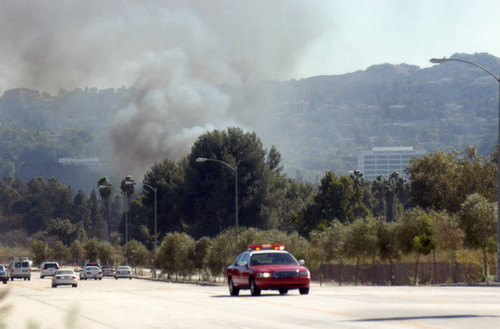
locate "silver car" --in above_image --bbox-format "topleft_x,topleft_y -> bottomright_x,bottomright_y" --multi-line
114,266 -> 132,280
40,261 -> 60,278
52,269 -> 78,288
82,266 -> 103,280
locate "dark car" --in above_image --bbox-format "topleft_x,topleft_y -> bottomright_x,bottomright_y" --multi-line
226,244 -> 310,296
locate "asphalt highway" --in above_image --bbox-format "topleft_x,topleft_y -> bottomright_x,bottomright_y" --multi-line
2,275 -> 499,329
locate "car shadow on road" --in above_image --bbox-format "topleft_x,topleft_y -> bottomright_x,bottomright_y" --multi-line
210,294 -> 302,298
348,314 -> 500,322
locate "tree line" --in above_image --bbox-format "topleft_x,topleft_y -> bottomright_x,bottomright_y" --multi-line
0,128 -> 497,282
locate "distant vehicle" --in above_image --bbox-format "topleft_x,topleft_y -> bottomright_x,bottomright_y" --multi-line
114,266 -> 132,280
40,262 -> 60,278
82,266 -> 102,280
8,258 -> 32,281
226,244 -> 310,296
84,262 -> 101,269
52,269 -> 78,288
0,265 -> 7,284
102,266 -> 115,277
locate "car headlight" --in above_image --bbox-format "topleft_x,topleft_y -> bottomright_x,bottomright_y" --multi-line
299,270 -> 310,278
257,272 -> 271,278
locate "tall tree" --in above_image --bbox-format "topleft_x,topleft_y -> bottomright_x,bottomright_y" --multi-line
459,193 -> 497,279
97,177 -> 113,241
184,128 -> 281,238
120,175 -> 135,244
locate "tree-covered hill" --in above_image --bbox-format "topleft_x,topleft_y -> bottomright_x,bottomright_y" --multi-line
0,52 -> 498,189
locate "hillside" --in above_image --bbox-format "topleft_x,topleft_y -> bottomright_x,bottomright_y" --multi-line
0,52 -> 499,189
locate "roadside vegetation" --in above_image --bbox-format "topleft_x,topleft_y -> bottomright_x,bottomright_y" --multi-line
0,128 -> 497,284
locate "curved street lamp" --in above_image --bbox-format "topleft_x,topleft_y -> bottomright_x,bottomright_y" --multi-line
196,157 -> 239,244
430,57 -> 500,282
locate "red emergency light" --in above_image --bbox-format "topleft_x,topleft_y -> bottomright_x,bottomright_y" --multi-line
248,244 -> 285,251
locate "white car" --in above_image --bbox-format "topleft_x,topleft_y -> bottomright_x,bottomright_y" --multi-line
52,269 -> 78,288
40,262 -> 60,278
82,266 -> 103,280
114,266 -> 132,280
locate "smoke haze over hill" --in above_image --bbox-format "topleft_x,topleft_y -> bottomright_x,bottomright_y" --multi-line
0,1 -> 328,177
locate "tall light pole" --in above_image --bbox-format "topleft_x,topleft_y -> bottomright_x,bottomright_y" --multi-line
430,57 -> 500,282
196,157 -> 239,244
143,182 -> 157,278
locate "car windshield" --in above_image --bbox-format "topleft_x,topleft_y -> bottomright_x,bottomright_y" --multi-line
0,266 -> 4,271
45,263 -> 57,268
56,270 -> 73,275
250,252 -> 298,266
117,266 -> 130,270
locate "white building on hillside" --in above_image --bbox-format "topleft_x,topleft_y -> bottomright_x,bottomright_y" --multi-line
357,147 -> 426,181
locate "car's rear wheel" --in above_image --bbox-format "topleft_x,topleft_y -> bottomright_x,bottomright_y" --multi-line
279,289 -> 288,295
250,277 -> 261,296
228,277 -> 239,296
299,288 -> 309,295
52,284 -> 57,288
72,284 -> 77,288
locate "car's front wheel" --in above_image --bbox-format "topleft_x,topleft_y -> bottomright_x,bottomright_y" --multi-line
250,277 -> 261,296
299,288 -> 309,295
228,277 -> 239,296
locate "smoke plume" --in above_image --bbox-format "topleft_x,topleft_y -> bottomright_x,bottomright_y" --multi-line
0,0 -> 328,178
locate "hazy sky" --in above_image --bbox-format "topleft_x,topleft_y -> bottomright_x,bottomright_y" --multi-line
293,0 -> 500,78
1,0 -> 499,177
1,0 -> 498,92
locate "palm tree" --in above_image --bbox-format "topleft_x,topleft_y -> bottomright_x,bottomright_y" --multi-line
97,177 -> 112,241
120,175 -> 135,247
372,175 -> 386,218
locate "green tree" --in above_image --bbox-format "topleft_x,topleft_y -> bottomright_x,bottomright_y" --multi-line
396,208 -> 436,285
310,220 -> 348,282
98,240 -> 116,266
97,177 -> 113,241
194,236 -> 212,280
459,193 -> 497,279
88,190 -> 103,239
124,240 -> 151,270
157,232 -> 195,280
206,228 -> 236,281
407,147 -> 497,213
186,127 -> 283,238
84,238 -> 99,262
430,210 -> 463,283
70,240 -> 85,265
345,216 -> 378,284
120,175 -> 135,244
53,241 -> 70,264
376,220 -> 400,285
29,239 -> 48,267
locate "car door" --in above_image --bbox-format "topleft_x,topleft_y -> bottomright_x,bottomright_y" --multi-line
236,253 -> 250,287
231,253 -> 248,286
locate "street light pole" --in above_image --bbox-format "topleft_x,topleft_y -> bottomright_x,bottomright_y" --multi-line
430,57 -> 500,282
143,183 -> 157,278
196,157 -> 239,244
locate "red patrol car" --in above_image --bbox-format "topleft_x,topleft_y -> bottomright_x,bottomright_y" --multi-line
226,244 -> 310,296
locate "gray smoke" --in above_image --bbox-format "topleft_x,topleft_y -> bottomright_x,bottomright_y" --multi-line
0,0 -> 328,178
